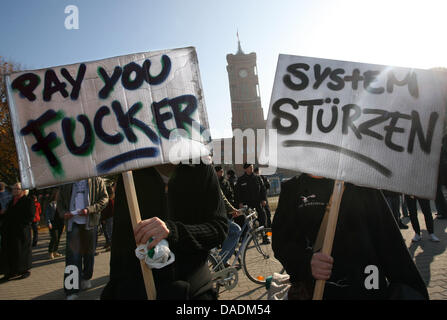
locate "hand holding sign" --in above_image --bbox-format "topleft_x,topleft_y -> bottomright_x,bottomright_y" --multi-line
311,252 -> 333,280
264,54 -> 446,300
134,217 -> 170,250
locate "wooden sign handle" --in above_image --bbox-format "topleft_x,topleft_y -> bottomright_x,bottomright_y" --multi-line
122,171 -> 157,300
312,180 -> 345,300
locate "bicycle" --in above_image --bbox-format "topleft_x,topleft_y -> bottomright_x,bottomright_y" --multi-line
208,206 -> 284,295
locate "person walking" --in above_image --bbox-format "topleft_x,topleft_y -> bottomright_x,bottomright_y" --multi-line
31,194 -> 42,247
382,190 -> 408,229
0,182 -> 35,281
100,185 -> 115,251
57,177 -> 108,300
46,190 -> 63,259
405,195 -> 440,242
254,167 -> 272,228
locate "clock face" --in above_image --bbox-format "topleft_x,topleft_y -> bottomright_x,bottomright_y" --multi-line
239,69 -> 248,78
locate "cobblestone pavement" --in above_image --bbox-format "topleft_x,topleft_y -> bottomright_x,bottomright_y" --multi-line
0,209 -> 446,300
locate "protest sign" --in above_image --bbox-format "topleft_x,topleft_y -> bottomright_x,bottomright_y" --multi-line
266,54 -> 447,199
265,54 -> 447,299
5,47 -> 211,190
6,46 -> 212,300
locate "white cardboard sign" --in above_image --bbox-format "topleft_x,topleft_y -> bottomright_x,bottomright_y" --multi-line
266,54 -> 447,199
6,47 -> 211,189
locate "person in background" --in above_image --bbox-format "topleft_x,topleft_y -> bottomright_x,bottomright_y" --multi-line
435,135 -> 447,219
235,163 -> 269,244
254,167 -> 272,229
100,185 -> 115,251
0,182 -> 35,281
215,166 -> 234,207
31,194 -> 42,247
405,195 -> 440,242
401,194 -> 409,218
46,190 -> 63,259
226,170 -> 237,205
0,182 -> 11,258
58,177 -> 109,300
382,190 -> 408,230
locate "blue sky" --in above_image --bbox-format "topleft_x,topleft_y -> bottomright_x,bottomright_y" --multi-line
1,0 -> 447,138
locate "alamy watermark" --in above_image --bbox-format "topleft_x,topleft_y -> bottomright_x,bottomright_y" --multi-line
64,5 -> 79,30
64,265 -> 79,290
167,123 -> 278,175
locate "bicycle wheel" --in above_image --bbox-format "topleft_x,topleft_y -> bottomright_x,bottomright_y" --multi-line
242,228 -> 284,285
207,251 -> 223,295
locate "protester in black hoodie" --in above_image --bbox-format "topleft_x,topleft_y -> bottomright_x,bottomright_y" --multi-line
272,174 -> 428,300
101,162 -> 228,300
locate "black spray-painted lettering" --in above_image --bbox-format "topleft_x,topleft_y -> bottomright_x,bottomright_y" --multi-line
143,55 -> 172,85
271,98 -> 299,134
97,55 -> 171,99
272,97 -> 439,156
316,98 -> 340,133
283,64 -> 419,98
387,71 -> 419,98
20,109 -> 62,168
357,109 -> 388,140
97,66 -> 122,99
62,115 -> 94,156
152,95 -> 204,139
43,69 -> 69,102
342,104 -> 362,139
343,69 -> 363,90
12,64 -> 87,102
121,62 -> 145,90
299,99 -> 324,134
111,100 -> 159,144
60,64 -> 86,100
93,106 -> 124,145
363,71 -> 385,94
20,92 -> 203,176
283,63 -> 309,90
11,73 -> 40,101
383,112 -> 412,152
408,111 -> 438,154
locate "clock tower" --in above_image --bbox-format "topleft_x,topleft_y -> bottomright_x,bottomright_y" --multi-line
226,36 -> 266,131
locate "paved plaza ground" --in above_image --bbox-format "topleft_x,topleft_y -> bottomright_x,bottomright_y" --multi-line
0,206 -> 447,300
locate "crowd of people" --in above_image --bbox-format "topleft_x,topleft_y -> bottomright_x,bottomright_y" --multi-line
0,179 -> 116,295
0,156 -> 446,300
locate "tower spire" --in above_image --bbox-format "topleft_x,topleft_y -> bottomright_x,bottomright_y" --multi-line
236,30 -> 244,54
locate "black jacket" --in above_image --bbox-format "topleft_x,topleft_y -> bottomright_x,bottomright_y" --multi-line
218,177 -> 234,206
0,195 -> 35,275
101,163 -> 228,300
234,173 -> 266,208
272,174 -> 428,300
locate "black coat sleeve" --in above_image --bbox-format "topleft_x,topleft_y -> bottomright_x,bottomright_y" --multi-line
272,178 -> 313,283
165,165 -> 228,254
